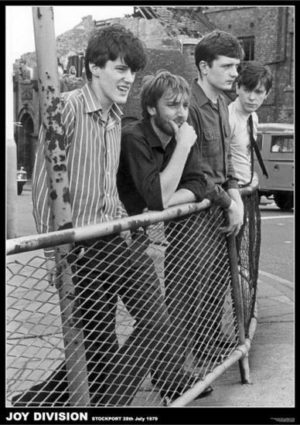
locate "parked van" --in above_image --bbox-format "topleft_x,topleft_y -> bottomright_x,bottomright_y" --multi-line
254,123 -> 294,211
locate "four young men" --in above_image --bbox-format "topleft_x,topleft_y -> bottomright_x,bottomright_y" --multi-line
14,25 -> 271,407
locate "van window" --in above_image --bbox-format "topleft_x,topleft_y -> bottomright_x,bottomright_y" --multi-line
271,135 -> 293,153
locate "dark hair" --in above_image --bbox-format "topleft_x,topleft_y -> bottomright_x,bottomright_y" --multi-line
236,61 -> 273,94
140,70 -> 191,119
85,24 -> 147,80
195,30 -> 244,71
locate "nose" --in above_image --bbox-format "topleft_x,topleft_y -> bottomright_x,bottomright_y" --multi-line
124,69 -> 135,84
248,91 -> 255,100
231,66 -> 239,78
177,104 -> 188,119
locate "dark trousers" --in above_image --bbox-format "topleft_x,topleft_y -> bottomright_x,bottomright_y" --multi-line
35,233 -> 189,406
164,211 -> 230,360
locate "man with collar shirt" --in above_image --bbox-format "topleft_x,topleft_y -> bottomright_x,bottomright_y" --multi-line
13,24 -> 156,408
117,70 -> 236,402
188,30 -> 245,360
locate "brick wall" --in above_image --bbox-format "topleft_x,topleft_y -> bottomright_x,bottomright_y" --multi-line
204,5 -> 294,124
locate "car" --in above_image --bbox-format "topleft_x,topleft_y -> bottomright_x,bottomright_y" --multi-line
254,123 -> 294,211
17,166 -> 28,195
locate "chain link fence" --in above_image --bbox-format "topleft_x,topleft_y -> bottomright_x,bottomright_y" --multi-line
6,189 -> 259,407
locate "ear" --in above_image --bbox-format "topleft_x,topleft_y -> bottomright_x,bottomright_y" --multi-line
89,62 -> 101,78
147,105 -> 157,117
199,61 -> 209,76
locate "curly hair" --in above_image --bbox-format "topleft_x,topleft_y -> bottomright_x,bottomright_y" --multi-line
85,25 -> 147,80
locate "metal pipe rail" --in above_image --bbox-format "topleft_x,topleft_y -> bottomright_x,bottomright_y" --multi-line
6,199 -> 211,255
6,188 -> 260,407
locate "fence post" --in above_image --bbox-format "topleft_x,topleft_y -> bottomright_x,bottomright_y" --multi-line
227,234 -> 252,384
32,6 -> 90,405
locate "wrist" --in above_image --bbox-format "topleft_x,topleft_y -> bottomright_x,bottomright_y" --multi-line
177,139 -> 191,153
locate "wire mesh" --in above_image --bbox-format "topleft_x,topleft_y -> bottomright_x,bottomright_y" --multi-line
236,189 -> 261,333
6,196 -> 259,407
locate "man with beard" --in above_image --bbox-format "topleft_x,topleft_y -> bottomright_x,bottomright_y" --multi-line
117,70 -> 233,403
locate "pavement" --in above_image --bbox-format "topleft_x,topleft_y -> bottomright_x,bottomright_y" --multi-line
190,272 -> 294,408
6,183 -> 295,413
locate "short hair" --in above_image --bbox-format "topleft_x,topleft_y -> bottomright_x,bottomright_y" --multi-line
85,24 -> 147,80
140,70 -> 191,119
236,61 -> 273,94
195,30 -> 244,71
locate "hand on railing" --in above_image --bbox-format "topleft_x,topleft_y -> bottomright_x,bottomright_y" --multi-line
220,199 -> 244,237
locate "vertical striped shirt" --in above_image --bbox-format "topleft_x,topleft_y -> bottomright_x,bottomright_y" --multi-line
32,83 -> 126,234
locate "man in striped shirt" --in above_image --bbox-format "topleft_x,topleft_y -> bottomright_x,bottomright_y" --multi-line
12,24 -> 152,407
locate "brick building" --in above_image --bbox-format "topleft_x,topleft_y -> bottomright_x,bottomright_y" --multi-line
202,5 -> 294,123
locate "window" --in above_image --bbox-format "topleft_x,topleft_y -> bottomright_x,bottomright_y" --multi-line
67,55 -> 85,77
238,36 -> 255,61
271,135 -> 294,153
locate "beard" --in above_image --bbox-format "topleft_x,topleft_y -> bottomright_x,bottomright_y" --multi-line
153,115 -> 185,137
153,115 -> 174,136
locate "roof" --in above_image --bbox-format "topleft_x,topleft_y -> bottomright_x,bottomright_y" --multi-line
257,123 -> 294,133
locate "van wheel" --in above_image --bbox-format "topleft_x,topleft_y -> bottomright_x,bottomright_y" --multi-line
274,192 -> 293,211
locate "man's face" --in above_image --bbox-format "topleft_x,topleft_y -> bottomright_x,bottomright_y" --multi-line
236,82 -> 268,114
94,57 -> 136,107
203,55 -> 240,91
150,89 -> 189,136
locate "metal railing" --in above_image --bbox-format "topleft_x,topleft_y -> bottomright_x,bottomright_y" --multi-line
6,188 -> 259,407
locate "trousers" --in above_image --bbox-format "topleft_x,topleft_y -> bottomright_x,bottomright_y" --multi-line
30,233 -> 190,406
164,210 -> 231,361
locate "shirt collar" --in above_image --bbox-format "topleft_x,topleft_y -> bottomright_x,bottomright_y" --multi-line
81,83 -> 123,120
191,79 -> 210,107
143,118 -> 174,150
234,97 -> 250,120
191,79 -> 221,110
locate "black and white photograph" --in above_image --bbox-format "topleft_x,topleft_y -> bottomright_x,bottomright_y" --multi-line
4,3 -> 295,424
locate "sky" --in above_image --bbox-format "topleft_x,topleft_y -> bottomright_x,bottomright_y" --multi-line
6,5 -> 135,63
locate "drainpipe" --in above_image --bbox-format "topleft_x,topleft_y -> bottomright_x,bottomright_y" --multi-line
32,6 -> 90,406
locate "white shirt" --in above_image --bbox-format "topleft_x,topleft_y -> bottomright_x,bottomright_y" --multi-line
228,98 -> 259,186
